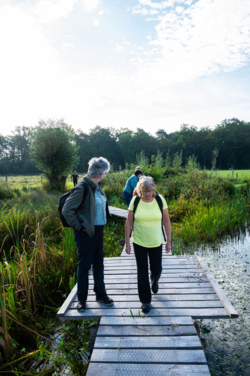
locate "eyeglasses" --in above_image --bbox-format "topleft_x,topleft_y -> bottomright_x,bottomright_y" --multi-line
141,189 -> 154,193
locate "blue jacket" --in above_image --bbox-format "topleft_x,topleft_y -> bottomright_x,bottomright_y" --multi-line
124,175 -> 139,195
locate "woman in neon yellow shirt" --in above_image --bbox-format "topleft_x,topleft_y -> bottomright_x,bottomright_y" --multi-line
125,177 -> 171,313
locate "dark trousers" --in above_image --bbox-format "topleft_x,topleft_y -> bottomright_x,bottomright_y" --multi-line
133,243 -> 162,304
73,180 -> 77,187
74,226 -> 106,302
123,190 -> 133,207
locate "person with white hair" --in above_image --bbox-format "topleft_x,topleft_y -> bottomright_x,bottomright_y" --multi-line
125,176 -> 171,313
62,157 -> 113,312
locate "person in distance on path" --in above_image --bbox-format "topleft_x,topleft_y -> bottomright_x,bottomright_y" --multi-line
62,157 -> 113,312
123,168 -> 143,207
125,176 -> 171,313
71,171 -> 79,187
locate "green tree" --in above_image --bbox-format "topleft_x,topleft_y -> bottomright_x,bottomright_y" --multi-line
117,131 -> 137,165
30,119 -> 79,189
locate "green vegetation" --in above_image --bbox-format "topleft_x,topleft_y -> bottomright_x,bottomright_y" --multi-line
1,118 -> 250,176
0,184 -> 123,374
30,119 -> 79,190
102,162 -> 250,247
1,157 -> 250,374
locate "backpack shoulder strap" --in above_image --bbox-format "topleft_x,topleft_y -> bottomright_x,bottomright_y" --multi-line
80,180 -> 88,201
155,194 -> 163,215
155,194 -> 166,241
133,196 -> 141,213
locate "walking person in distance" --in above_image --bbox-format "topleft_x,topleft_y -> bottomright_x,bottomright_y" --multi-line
125,176 -> 171,313
123,168 -> 143,207
71,171 -> 79,187
62,157 -> 113,312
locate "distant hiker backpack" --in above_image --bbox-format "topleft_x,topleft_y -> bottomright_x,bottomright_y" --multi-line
58,181 -> 88,227
132,194 -> 166,241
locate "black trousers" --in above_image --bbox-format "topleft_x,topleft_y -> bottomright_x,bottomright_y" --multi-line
74,226 -> 106,302
133,243 -> 162,304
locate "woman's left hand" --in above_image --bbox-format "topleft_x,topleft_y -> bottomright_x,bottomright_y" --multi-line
165,242 -> 171,254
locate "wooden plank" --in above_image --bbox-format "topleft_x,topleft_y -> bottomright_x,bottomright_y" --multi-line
104,265 -> 202,270
103,268 -> 203,274
90,348 -> 207,364
94,335 -> 202,349
97,325 -> 197,337
64,307 -> 228,319
89,276 -> 208,283
88,282 -> 212,289
78,294 -> 219,302
99,316 -> 194,326
87,363 -> 210,376
70,300 -> 223,310
86,287 -> 215,295
57,284 -> 77,317
104,258 -> 197,263
195,255 -> 238,318
104,256 -> 193,260
103,270 -> 206,276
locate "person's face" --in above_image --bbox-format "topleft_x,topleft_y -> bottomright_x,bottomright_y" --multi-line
141,186 -> 154,200
138,174 -> 142,179
99,172 -> 108,182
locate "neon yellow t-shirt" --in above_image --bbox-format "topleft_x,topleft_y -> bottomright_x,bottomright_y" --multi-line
128,194 -> 168,248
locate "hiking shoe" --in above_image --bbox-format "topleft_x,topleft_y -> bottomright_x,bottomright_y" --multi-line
141,303 -> 150,313
152,281 -> 159,294
96,295 -> 114,306
77,301 -> 86,312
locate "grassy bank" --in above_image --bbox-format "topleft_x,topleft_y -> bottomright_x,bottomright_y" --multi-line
102,166 -> 250,247
0,185 -> 123,374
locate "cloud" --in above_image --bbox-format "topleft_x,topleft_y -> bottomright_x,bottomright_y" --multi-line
132,6 -> 159,15
62,43 -> 74,48
82,0 -> 100,12
36,0 -> 77,22
138,0 -> 175,10
130,0 -> 250,86
93,18 -> 100,26
0,5 -> 66,130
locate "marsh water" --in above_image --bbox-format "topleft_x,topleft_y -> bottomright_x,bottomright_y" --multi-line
192,233 -> 250,376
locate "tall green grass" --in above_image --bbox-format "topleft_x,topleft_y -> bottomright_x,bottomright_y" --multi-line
173,199 -> 249,243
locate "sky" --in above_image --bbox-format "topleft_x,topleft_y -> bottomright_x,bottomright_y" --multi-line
0,0 -> 250,137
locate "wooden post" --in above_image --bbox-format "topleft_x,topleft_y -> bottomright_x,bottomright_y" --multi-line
236,173 -> 238,179
6,176 -> 7,183
232,169 -> 234,177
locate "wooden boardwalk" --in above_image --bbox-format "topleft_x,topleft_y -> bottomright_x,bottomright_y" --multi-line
58,206 -> 238,376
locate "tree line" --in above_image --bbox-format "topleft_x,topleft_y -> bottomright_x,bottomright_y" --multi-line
0,118 -> 249,175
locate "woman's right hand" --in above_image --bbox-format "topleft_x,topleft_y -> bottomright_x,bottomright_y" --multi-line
125,243 -> 131,254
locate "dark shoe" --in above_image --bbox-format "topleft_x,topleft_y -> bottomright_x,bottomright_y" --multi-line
152,280 -> 159,294
77,301 -> 86,312
96,295 -> 114,306
141,303 -> 150,313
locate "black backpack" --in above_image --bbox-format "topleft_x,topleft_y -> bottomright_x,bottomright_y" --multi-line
132,194 -> 166,241
58,181 -> 88,227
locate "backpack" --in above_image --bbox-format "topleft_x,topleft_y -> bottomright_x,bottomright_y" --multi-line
58,181 -> 88,227
132,194 -> 166,241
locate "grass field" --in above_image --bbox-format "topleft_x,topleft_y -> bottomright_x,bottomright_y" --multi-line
213,169 -> 250,178
1,170 -> 250,190
0,174 -> 85,188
